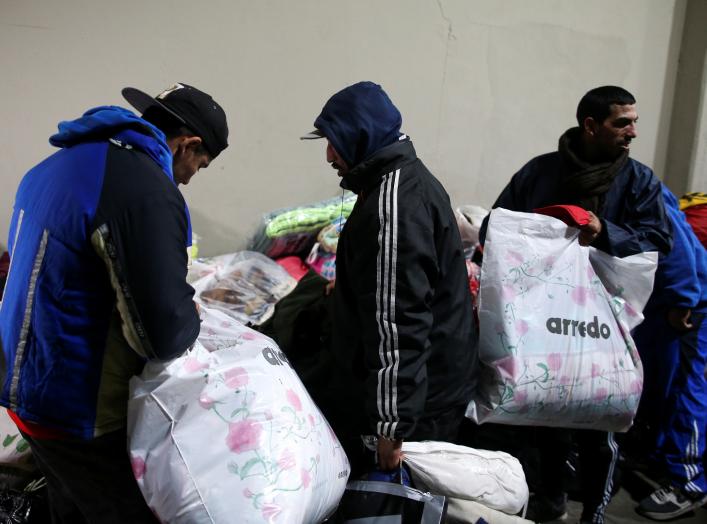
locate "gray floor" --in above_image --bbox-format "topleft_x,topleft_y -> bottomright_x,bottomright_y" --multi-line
564,471 -> 707,524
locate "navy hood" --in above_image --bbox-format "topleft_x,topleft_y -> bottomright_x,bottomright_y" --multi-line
313,81 -> 402,168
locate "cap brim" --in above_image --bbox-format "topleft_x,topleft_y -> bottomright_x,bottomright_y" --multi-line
300,129 -> 325,140
121,87 -> 187,125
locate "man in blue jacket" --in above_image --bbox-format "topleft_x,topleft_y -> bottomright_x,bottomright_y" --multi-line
0,83 -> 228,522
481,86 -> 672,524
632,186 -> 707,520
301,82 -> 477,476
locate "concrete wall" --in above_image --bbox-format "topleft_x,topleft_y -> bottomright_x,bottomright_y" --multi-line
0,0 -> 687,255
664,0 -> 707,194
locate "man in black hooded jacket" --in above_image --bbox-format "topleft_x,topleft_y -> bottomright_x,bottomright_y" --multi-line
302,81 -> 477,475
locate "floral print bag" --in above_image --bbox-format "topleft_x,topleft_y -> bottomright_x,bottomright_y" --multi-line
128,306 -> 350,523
467,208 -> 658,432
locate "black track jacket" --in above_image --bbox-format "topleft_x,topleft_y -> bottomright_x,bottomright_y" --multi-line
333,138 -> 477,440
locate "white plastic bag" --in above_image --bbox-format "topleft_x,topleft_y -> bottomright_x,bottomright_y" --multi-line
445,499 -> 533,524
128,307 -> 350,524
188,251 -> 297,326
402,441 -> 528,515
0,409 -> 36,488
467,209 -> 657,432
455,204 -> 489,251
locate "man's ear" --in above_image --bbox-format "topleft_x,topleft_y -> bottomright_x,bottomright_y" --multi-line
172,135 -> 202,155
182,136 -> 203,152
582,117 -> 597,136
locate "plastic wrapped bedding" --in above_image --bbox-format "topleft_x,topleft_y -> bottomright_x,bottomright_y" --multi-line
248,193 -> 356,259
0,409 -> 35,488
128,307 -> 350,523
188,252 -> 297,326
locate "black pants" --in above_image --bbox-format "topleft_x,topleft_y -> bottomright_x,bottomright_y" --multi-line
536,427 -> 619,524
21,428 -> 157,524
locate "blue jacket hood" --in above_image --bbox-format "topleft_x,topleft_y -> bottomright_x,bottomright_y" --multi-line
48,105 -> 191,245
314,81 -> 402,168
49,106 -> 173,180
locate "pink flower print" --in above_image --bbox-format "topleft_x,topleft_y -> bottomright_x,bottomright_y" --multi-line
286,389 -> 302,411
226,419 -> 262,454
547,353 -> 563,372
542,255 -> 556,272
220,320 -> 231,328
593,388 -> 608,402
243,488 -> 254,499
224,367 -> 249,389
241,331 -> 257,341
264,409 -> 274,420
591,363 -> 602,378
199,391 -> 215,409
300,468 -> 311,489
629,379 -> 642,395
502,285 -> 517,301
571,286 -> 591,306
506,250 -> 524,266
624,302 -> 638,318
261,503 -> 282,522
515,319 -> 529,336
513,389 -> 528,405
183,357 -> 208,373
131,455 -> 146,480
495,355 -> 518,381
558,375 -> 571,385
308,414 -> 316,427
277,449 -> 296,470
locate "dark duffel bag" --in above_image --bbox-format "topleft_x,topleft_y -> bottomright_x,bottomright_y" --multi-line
0,478 -> 49,524
330,480 -> 446,524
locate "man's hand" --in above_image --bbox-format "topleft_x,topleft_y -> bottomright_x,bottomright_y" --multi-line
667,307 -> 693,331
377,437 -> 403,470
578,211 -> 602,246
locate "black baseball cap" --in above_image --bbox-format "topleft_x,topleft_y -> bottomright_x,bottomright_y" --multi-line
122,83 -> 228,158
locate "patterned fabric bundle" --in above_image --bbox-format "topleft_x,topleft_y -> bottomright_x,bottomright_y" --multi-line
128,307 -> 350,523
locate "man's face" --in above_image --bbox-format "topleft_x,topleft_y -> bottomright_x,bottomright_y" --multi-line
172,137 -> 212,185
326,141 -> 349,177
587,103 -> 638,160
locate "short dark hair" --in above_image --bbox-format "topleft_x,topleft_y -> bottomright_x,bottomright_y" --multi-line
142,107 -> 208,155
576,86 -> 636,126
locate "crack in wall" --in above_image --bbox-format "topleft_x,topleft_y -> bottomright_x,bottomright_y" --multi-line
435,0 -> 455,155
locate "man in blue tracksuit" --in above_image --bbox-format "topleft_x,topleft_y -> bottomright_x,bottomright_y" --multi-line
632,186 -> 707,520
0,83 -> 228,522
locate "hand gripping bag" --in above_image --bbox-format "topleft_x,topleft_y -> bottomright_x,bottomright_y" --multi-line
467,209 -> 657,432
128,307 -> 350,523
